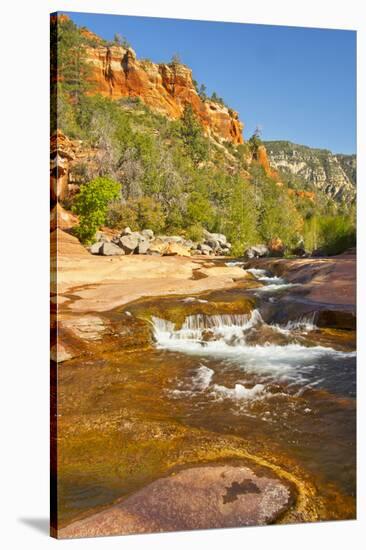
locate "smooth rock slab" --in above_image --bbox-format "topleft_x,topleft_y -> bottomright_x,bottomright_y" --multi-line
59,464 -> 293,538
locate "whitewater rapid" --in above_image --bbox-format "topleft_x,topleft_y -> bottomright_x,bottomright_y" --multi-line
150,268 -> 355,405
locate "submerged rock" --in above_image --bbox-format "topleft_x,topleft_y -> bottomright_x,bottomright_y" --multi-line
59,464 -> 294,538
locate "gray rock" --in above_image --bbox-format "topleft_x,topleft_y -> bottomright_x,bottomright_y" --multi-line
121,227 -> 133,236
118,234 -> 139,254
100,242 -> 125,256
198,243 -> 213,255
90,242 -> 103,255
245,244 -> 269,259
311,248 -> 327,258
157,235 -> 184,244
141,229 -> 154,240
203,230 -> 227,246
137,237 -> 150,254
205,239 -> 220,251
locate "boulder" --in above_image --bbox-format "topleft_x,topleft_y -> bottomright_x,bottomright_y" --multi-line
100,242 -> 125,256
245,244 -> 269,259
119,234 -> 139,254
162,242 -> 191,257
95,231 -> 110,243
157,235 -> 184,244
205,239 -> 220,252
292,246 -> 307,257
137,237 -> 150,254
203,230 -> 227,246
148,239 -> 167,255
58,464 -> 294,538
141,229 -> 154,240
311,248 -> 327,258
90,242 -> 103,255
198,243 -> 213,256
121,227 -> 133,236
147,239 -> 191,257
268,237 -> 285,257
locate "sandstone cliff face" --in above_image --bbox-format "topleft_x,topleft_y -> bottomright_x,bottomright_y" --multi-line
83,42 -> 243,144
264,141 -> 356,203
50,129 -> 95,204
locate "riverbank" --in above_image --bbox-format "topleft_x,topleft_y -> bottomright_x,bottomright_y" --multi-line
51,229 -> 257,313
52,229 -> 356,316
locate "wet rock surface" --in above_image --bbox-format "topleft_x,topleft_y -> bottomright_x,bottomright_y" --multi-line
59,464 -> 294,538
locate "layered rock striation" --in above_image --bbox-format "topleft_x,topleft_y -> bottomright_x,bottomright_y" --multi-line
264,140 -> 356,203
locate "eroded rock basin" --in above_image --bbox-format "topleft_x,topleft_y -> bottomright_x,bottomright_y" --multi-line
54,257 -> 356,536
59,464 -> 294,538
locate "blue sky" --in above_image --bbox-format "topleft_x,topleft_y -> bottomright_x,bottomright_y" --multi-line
64,12 -> 356,154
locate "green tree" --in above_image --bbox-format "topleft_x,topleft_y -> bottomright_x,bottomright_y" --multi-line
113,32 -> 130,48
134,196 -> 166,232
258,177 -> 304,248
223,178 -> 259,255
54,17 -> 92,104
198,84 -> 207,101
304,213 -> 356,255
170,53 -> 181,66
186,191 -> 214,227
248,127 -> 263,155
73,177 -> 121,242
179,104 -> 209,165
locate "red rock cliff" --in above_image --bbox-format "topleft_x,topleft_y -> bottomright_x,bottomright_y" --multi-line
80,34 -> 243,144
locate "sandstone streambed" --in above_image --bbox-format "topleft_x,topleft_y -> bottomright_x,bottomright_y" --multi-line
54,262 -> 356,537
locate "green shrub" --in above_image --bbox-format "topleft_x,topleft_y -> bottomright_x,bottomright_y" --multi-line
178,105 -> 209,165
134,197 -> 166,232
186,191 -> 214,227
318,215 -> 356,255
72,177 -> 121,243
106,201 -> 139,231
106,197 -> 166,233
303,214 -> 356,255
186,224 -> 204,242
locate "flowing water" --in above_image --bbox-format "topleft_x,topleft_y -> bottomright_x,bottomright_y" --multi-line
57,266 -> 356,526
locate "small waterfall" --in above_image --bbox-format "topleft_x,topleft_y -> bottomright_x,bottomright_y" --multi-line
152,310 -> 263,346
282,311 -> 318,331
155,308 -> 355,404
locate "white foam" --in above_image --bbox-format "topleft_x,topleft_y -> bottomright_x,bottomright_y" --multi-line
212,382 -> 265,401
192,365 -> 214,390
246,268 -> 268,278
255,282 -> 299,292
181,297 -> 208,303
151,312 -> 355,387
152,310 -> 263,347
226,261 -> 245,267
